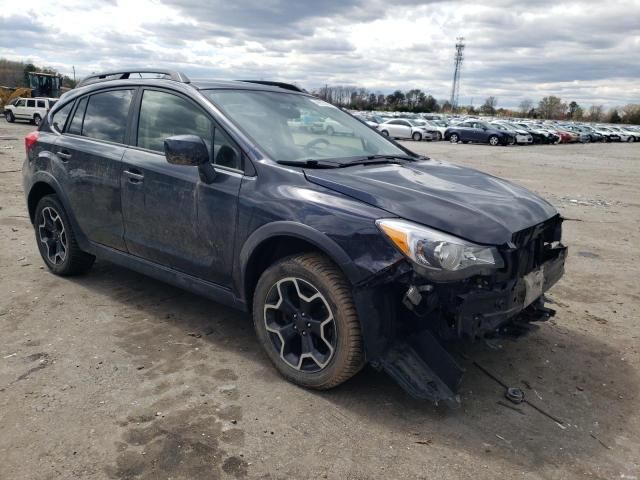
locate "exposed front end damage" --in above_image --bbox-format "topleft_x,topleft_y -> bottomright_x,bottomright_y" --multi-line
354,216 -> 567,407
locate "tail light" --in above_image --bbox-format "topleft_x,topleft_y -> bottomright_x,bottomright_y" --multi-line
25,131 -> 39,154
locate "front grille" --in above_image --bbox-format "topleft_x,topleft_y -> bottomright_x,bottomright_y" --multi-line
511,216 -> 562,275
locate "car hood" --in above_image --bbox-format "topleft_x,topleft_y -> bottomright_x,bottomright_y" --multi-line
304,159 -> 557,245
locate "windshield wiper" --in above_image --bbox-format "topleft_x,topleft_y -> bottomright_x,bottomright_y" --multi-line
276,159 -> 341,169
339,154 -> 421,167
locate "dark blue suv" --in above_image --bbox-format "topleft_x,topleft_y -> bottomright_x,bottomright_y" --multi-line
23,69 -> 567,405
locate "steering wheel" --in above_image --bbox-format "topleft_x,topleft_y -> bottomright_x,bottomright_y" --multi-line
304,138 -> 330,153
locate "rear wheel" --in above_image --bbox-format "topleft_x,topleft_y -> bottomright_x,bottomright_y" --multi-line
4,111 -> 14,122
449,133 -> 459,143
33,114 -> 41,126
628,136 -> 635,143
34,195 -> 95,276
412,132 -> 422,141
326,126 -> 335,136
436,131 -> 442,141
489,135 -> 500,146
253,253 -> 364,390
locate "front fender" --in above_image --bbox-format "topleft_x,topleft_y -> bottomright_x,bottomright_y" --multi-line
237,220 -> 360,300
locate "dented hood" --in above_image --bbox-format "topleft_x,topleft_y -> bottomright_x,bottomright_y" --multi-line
304,159 -> 557,245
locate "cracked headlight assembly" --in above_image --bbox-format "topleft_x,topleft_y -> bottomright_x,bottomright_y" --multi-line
376,219 -> 504,278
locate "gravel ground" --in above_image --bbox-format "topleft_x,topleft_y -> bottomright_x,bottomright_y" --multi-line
1,120 -> 639,480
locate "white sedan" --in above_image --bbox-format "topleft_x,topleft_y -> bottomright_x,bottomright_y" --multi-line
377,119 -> 435,141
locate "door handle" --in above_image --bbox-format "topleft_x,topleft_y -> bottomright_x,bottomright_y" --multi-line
57,151 -> 72,161
124,169 -> 144,183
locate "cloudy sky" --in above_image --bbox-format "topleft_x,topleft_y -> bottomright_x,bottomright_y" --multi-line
1,0 -> 639,108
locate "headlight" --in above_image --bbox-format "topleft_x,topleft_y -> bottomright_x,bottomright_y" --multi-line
376,219 -> 504,276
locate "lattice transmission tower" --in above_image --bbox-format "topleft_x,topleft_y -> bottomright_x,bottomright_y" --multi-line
449,37 -> 465,112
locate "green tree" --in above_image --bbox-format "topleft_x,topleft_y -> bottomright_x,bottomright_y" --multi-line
609,109 -> 621,123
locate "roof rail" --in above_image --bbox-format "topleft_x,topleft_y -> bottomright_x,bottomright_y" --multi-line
77,69 -> 191,88
237,80 -> 305,93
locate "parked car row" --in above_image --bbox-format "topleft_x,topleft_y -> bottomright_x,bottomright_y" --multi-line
349,110 -> 640,146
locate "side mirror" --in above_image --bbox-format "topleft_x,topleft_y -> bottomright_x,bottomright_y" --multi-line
164,135 -> 209,166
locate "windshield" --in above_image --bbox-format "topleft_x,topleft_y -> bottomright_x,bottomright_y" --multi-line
203,90 -> 407,164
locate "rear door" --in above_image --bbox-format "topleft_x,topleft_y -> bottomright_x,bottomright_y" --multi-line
53,89 -> 134,250
120,88 -> 242,286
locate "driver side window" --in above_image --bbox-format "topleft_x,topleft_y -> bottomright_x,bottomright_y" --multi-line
138,90 -> 212,154
137,89 -> 242,171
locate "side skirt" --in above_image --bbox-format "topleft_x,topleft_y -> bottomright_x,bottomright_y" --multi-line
88,243 -> 247,312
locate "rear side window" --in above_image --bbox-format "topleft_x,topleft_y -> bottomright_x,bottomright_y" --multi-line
137,90 -> 212,153
68,97 -> 87,135
51,101 -> 74,133
82,90 -> 134,143
37,100 -> 45,108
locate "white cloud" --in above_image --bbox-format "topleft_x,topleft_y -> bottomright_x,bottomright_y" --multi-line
0,0 -> 638,107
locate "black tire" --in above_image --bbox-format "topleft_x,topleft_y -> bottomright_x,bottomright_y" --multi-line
34,194 -> 95,276
252,253 -> 364,390
4,111 -> 14,123
412,132 -> 422,141
381,129 -> 389,137
449,133 -> 459,143
326,126 -> 335,136
436,131 -> 442,141
488,135 -> 500,146
627,136 -> 635,143
33,114 -> 41,126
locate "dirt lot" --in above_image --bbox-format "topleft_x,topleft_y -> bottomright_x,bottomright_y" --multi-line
1,120 -> 639,480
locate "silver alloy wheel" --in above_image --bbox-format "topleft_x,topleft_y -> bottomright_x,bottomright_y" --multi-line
489,136 -> 499,146
450,133 -> 459,143
263,277 -> 336,372
34,115 -> 41,126
38,206 -> 67,265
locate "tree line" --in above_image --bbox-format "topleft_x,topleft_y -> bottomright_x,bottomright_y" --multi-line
0,58 -> 76,90
311,85 -> 640,124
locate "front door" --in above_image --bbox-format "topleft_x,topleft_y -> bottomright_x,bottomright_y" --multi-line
120,88 -> 242,286
14,99 -> 29,119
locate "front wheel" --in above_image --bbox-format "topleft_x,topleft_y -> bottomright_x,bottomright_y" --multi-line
436,132 -> 442,141
412,132 -> 422,141
4,111 -> 14,122
34,195 -> 95,275
628,136 -> 635,143
381,129 -> 389,137
33,114 -> 41,126
449,133 -> 459,143
253,253 -> 364,390
326,126 -> 335,136
489,135 -> 500,146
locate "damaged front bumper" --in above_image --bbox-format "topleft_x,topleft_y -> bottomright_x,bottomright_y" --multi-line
356,216 -> 568,406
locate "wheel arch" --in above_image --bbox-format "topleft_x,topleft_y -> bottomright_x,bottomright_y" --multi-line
238,222 -> 359,311
27,181 -> 58,223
